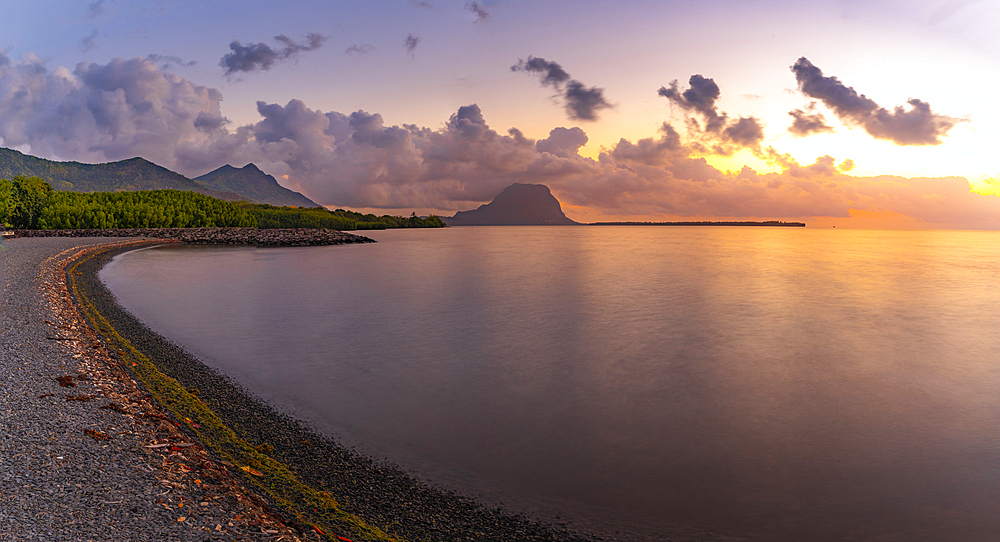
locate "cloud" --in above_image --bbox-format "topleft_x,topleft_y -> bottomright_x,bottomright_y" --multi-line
194,111 -> 230,132
511,56 -> 612,121
723,117 -> 765,147
788,104 -> 833,136
232,100 -> 1000,228
563,81 -> 613,122
467,1 -> 490,21
80,30 -> 99,52
511,56 -> 570,87
536,127 -> 588,157
411,1 -> 433,7
87,0 -> 106,19
790,57 -> 961,145
345,44 -> 375,55
658,75 -> 726,131
3,51 -> 999,229
0,52 -> 236,174
146,54 -> 197,69
928,0 -> 992,23
220,33 -> 325,77
658,75 -> 764,152
405,34 -> 421,56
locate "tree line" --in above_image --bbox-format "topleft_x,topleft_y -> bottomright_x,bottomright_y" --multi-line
1,176 -> 445,230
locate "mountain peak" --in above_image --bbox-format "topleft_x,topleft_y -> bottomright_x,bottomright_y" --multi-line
195,163 -> 320,207
444,183 -> 578,226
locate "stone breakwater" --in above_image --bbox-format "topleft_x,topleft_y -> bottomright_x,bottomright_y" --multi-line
8,227 -> 375,246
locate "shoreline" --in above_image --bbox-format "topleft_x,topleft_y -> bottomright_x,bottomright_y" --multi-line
6,227 -> 376,247
2,237 -> 307,541
57,238 -> 600,541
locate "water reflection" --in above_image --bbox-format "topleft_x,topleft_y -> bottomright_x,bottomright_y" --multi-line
101,227 -> 1000,541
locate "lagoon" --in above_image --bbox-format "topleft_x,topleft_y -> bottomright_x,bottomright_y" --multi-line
100,226 -> 1000,541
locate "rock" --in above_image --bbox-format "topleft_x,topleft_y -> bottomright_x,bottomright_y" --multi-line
443,183 -> 578,226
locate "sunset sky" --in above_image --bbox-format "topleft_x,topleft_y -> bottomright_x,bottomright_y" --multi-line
3,0 -> 1000,227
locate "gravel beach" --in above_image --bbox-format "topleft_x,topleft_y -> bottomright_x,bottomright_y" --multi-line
2,237 -> 305,541
2,236 -> 613,542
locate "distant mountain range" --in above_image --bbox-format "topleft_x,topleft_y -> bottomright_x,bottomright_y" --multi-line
0,147 -> 320,207
444,183 -> 578,226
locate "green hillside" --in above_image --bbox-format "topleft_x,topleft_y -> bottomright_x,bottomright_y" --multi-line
195,164 -> 321,208
0,148 -> 242,199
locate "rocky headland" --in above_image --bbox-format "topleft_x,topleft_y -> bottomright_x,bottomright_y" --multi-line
444,183 -> 578,226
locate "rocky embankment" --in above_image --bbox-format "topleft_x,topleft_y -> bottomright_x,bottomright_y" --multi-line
7,227 -> 374,246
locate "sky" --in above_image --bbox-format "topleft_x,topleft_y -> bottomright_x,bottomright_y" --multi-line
3,0 -> 1000,228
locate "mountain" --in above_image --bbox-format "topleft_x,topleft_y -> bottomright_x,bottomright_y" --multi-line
195,163 -> 320,207
0,147 -> 243,200
0,148 -> 319,207
444,183 -> 578,226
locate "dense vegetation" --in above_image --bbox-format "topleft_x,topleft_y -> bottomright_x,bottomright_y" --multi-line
239,203 -> 445,230
1,176 -> 56,229
36,189 -> 256,229
1,176 -> 445,230
329,207 -> 447,229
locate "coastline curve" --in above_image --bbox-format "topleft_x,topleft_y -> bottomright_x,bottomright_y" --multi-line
66,241 -> 598,542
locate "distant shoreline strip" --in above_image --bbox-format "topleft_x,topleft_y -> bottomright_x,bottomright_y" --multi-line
589,221 -> 805,227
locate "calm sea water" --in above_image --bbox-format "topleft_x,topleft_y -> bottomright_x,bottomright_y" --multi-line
100,226 -> 1000,541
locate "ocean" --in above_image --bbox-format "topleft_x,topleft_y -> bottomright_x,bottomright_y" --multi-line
99,226 -> 1000,541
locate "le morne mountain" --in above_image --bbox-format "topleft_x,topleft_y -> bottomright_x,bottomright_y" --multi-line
444,183 -> 578,226
0,147 -> 319,208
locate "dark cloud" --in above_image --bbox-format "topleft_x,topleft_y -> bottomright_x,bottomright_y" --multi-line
563,81 -> 612,121
411,1 -> 433,7
221,41 -> 279,75
512,56 -> 571,88
220,33 -> 326,77
658,75 -> 764,152
512,56 -> 611,121
87,0 -> 106,19
194,111 -> 230,132
467,1 -> 490,21
345,44 -> 375,55
80,30 -> 99,52
146,54 -> 197,69
788,105 -> 833,136
723,117 -> 765,148
405,34 -> 421,56
658,75 -> 726,132
790,57 -> 960,145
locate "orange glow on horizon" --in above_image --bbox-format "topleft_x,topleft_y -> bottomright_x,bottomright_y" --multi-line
561,205 -> 937,230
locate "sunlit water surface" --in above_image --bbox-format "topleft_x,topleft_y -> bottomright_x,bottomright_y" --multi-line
100,227 -> 1000,541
